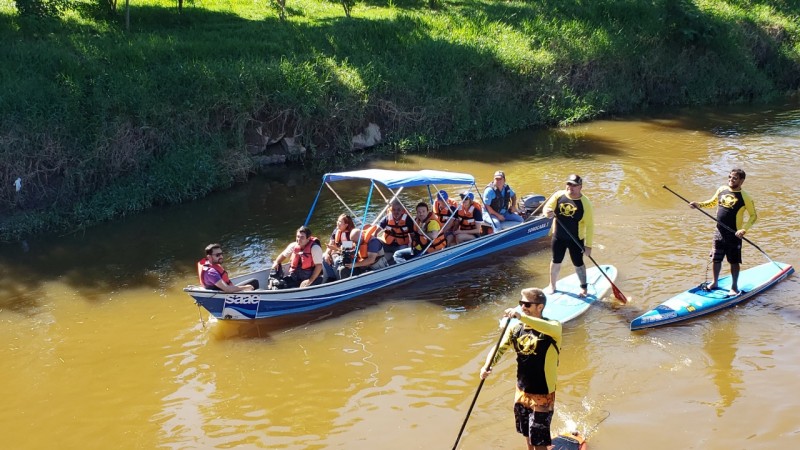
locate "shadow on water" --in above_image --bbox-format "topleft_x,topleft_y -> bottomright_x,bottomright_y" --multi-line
613,100 -> 800,137
418,100 -> 800,167
0,170 -> 321,312
423,128 -> 630,166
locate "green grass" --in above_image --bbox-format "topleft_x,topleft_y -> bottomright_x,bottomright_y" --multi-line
1,0 -> 799,241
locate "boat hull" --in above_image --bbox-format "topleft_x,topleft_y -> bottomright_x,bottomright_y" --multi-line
630,262 -> 794,330
185,217 -> 552,320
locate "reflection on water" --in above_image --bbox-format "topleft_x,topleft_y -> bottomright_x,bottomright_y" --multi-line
702,319 -> 742,417
1,100 -> 800,449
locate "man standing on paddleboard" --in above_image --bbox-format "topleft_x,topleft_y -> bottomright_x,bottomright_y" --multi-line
480,288 -> 563,450
689,168 -> 758,296
542,174 -> 595,297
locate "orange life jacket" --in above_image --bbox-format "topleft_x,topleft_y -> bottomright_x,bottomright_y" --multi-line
456,202 -> 482,230
357,225 -> 382,261
197,258 -> 231,288
411,213 -> 447,253
333,229 -> 352,247
290,237 -> 321,272
434,198 -> 458,225
382,213 -> 410,246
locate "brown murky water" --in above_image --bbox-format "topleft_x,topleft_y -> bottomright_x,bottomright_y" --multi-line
2,101 -> 799,449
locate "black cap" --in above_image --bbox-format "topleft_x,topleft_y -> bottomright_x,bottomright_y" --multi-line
566,174 -> 582,186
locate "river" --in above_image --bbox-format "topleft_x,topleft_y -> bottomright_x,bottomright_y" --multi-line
1,100 -> 799,449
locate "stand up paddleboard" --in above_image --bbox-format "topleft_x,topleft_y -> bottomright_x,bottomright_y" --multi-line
630,261 -> 793,330
501,265 -> 618,328
543,265 -> 618,323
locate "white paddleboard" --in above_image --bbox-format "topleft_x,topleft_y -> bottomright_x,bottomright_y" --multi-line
501,265 -> 618,326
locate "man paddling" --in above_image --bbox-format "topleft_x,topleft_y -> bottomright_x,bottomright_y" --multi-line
542,174 -> 595,297
480,288 -> 563,450
689,168 -> 758,296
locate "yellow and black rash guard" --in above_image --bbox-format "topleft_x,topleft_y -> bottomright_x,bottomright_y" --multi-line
697,186 -> 757,240
543,190 -> 594,247
491,316 -> 563,395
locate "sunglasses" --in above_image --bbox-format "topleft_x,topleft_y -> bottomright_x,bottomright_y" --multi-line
519,301 -> 544,307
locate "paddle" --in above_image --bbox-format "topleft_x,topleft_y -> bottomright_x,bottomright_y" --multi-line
662,185 -> 783,271
452,314 -> 513,450
554,219 -> 628,304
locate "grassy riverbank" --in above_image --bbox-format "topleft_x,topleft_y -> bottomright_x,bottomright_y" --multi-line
1,0 -> 799,241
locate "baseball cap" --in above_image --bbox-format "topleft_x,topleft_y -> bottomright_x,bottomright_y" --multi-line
437,190 -> 449,201
493,170 -> 505,179
566,174 -> 582,185
459,191 -> 474,201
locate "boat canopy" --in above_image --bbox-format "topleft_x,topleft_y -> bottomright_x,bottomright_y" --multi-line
322,169 -> 475,189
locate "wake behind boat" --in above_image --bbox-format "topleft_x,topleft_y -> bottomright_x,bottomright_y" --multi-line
630,261 -> 794,330
185,169 -> 552,320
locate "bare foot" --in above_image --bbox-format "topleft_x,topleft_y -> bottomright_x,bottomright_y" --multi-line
543,285 -> 556,295
702,283 -> 718,291
578,289 -> 588,298
728,289 -> 740,296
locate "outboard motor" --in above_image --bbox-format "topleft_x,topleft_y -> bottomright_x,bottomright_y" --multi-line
519,194 -> 546,219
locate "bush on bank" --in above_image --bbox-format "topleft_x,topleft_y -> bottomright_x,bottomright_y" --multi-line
1,0 -> 799,241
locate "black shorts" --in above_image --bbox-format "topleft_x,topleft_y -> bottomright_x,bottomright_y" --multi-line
514,403 -> 553,447
551,237 -> 584,266
712,238 -> 742,264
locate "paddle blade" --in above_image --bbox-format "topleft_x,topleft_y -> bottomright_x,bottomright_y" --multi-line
611,284 -> 627,304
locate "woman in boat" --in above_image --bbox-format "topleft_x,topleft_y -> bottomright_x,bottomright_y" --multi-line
449,192 -> 483,245
322,214 -> 356,281
433,189 -> 458,237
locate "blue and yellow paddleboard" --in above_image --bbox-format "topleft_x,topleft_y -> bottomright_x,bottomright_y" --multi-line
630,261 -> 793,331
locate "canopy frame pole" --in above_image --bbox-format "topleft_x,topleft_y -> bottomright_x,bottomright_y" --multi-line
349,182 -> 377,278
325,182 -> 363,226
304,179 -> 327,227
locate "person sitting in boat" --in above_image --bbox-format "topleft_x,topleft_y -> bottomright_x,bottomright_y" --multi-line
433,189 -> 458,236
448,191 -> 484,246
394,201 -> 446,263
483,170 -> 524,230
337,225 -> 389,278
322,214 -> 356,282
197,243 -> 257,292
271,226 -> 324,288
378,200 -> 412,263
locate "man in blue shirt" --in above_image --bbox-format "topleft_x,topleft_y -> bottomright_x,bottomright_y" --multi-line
483,170 -> 524,230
